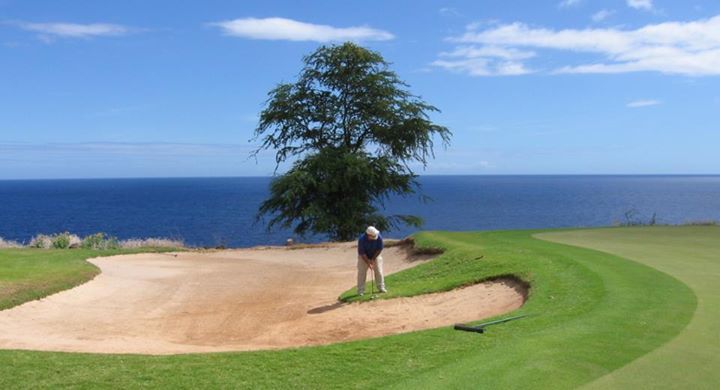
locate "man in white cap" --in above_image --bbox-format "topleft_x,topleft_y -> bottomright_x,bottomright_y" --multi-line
357,226 -> 386,296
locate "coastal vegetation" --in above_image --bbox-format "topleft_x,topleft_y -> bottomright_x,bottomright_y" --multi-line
1,226 -> 714,388
1,233 -> 184,250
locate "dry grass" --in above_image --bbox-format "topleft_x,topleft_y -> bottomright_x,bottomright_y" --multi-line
0,238 -> 22,249
119,238 -> 185,249
28,234 -> 52,249
15,233 -> 184,250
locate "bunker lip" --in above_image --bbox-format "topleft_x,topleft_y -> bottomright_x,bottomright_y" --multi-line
0,244 -> 526,355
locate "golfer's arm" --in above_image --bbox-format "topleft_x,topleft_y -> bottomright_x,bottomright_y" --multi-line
374,248 -> 383,259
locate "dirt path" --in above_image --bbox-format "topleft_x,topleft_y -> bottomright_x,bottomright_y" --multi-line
0,243 -> 526,355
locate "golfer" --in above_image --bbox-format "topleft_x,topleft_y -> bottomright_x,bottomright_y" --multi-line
357,226 -> 386,296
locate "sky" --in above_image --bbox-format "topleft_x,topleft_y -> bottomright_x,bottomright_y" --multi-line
1,0 -> 719,179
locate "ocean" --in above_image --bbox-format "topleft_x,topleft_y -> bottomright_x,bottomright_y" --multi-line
1,175 -> 718,248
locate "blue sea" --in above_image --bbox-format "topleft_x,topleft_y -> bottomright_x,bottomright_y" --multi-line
1,175 -> 718,248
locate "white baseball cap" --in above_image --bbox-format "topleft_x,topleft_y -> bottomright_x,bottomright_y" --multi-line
366,226 -> 380,237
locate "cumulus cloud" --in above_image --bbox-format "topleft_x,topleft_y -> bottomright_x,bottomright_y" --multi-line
11,22 -> 131,38
435,15 -> 720,76
627,0 -> 653,11
627,99 -> 661,107
210,17 -> 394,42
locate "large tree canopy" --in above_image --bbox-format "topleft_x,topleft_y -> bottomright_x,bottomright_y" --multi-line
253,42 -> 450,241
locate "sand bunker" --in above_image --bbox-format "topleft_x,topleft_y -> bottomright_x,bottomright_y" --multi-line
0,242 -> 526,355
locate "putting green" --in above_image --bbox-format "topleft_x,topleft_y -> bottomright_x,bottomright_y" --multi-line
537,226 -> 720,389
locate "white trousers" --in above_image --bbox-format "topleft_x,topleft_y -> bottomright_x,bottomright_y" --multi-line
357,255 -> 385,294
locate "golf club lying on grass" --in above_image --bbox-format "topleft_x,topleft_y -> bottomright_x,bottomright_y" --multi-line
454,314 -> 529,333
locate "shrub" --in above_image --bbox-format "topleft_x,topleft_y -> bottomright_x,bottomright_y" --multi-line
51,232 -> 81,249
81,233 -> 120,250
52,233 -> 70,249
29,234 -> 53,249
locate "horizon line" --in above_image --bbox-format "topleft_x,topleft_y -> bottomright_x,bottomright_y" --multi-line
1,173 -> 720,181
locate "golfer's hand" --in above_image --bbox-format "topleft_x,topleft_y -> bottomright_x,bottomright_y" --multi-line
368,259 -> 376,270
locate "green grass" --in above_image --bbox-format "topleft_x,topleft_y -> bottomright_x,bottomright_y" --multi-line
0,228 -> 705,388
537,226 -> 720,389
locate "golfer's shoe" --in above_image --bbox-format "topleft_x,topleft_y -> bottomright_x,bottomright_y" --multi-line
379,287 -> 387,293
358,292 -> 365,296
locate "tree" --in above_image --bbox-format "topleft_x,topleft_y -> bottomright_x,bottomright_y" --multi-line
253,42 -> 450,241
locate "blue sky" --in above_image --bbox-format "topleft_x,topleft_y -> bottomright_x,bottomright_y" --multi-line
1,0 -> 719,179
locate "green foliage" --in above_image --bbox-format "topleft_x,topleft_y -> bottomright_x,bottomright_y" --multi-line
51,232 -> 72,249
259,148 -> 423,240
254,42 -> 450,240
81,233 -> 119,250
29,233 -> 79,249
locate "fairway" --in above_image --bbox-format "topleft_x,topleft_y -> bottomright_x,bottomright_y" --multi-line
0,227 -> 711,388
537,226 -> 720,389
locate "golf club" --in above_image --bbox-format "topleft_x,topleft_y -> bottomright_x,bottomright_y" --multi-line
370,260 -> 377,300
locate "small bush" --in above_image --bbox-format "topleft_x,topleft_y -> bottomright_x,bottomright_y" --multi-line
51,232 -> 81,249
0,237 -> 23,248
81,233 -> 120,250
119,238 -> 184,249
52,234 -> 70,249
29,234 -> 53,249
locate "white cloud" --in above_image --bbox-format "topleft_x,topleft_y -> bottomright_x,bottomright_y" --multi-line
439,45 -> 536,60
432,57 -> 532,76
210,17 -> 394,42
559,0 -> 583,8
437,15 -> 720,76
592,9 -> 615,22
12,22 -> 130,38
439,7 -> 461,17
433,45 -> 534,76
627,0 -> 653,11
627,99 -> 661,107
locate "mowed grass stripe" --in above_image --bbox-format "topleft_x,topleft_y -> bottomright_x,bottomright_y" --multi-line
0,229 -> 698,388
537,226 -> 720,389
388,230 -> 696,389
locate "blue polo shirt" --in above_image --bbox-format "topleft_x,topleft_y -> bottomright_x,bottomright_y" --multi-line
358,233 -> 384,258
